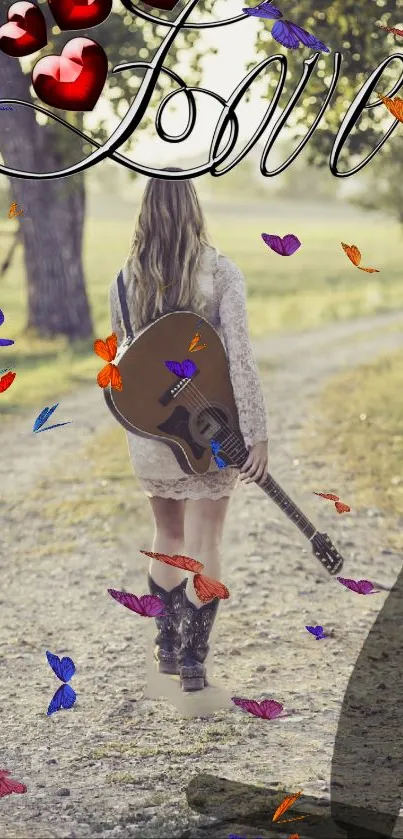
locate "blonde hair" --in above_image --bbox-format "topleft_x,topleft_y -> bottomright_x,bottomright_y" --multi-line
126,168 -> 210,331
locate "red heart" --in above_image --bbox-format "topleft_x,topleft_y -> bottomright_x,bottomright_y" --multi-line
0,1 -> 47,58
142,1 -> 180,9
48,0 -> 112,31
32,37 -> 107,111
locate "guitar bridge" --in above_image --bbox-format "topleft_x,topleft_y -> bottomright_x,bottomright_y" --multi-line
159,372 -> 199,407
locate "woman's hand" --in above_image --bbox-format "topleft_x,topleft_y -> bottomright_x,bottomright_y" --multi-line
239,440 -> 268,486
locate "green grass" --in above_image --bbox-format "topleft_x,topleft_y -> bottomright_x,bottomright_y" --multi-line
1,208 -> 403,416
304,348 -> 403,548
20,424 -> 148,551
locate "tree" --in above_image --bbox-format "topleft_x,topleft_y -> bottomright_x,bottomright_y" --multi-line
349,136 -> 403,226
0,0 -> 214,337
250,0 -> 403,214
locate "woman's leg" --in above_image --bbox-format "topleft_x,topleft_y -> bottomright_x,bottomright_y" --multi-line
148,496 -> 186,589
184,497 -> 230,604
147,496 -> 186,675
179,496 -> 231,691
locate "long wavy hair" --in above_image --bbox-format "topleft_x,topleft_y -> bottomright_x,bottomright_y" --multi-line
126,168 -> 211,331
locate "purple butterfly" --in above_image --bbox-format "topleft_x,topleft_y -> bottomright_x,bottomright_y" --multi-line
165,359 -> 197,379
261,233 -> 302,256
0,308 -> 14,346
337,577 -> 380,595
306,625 -> 327,640
243,2 -> 330,53
108,589 -> 171,617
232,697 -> 289,719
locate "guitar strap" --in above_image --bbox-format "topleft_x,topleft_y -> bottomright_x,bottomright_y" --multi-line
117,268 -> 134,342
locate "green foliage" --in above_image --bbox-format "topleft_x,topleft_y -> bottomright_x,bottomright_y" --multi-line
206,156 -> 268,198
250,0 -> 403,175
350,136 -> 403,223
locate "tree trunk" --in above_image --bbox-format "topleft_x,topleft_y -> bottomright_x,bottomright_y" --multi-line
0,51 -> 93,339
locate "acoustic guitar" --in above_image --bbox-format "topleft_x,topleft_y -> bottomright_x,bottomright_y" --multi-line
104,311 -> 345,576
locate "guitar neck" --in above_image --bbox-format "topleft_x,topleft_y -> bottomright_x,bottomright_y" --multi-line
219,432 -> 316,541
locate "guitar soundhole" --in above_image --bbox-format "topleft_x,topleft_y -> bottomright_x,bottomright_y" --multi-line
157,405 -> 205,460
190,404 -> 230,447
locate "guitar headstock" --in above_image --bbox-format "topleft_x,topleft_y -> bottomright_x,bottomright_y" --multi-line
311,531 -> 344,575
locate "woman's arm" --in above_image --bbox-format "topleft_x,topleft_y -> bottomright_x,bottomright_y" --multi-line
109,280 -> 125,345
217,256 -> 268,483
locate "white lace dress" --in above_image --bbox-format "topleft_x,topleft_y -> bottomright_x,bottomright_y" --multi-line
109,245 -> 268,500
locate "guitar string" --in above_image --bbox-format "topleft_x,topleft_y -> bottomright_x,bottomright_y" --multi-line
155,380 -> 340,564
179,384 -> 250,461
178,381 -> 299,500
165,378 -> 245,461
163,370 -> 317,537
119,356 -> 332,558
177,383 -> 316,537
178,385 -> 337,549
118,347 -> 333,559
182,378 -> 249,458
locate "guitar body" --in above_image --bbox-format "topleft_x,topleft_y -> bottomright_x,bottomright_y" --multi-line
104,309 -> 345,576
104,312 -> 240,475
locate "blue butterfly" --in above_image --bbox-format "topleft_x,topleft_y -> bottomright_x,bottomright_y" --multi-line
46,651 -> 77,716
243,2 -> 330,53
305,625 -> 328,640
211,439 -> 229,470
33,403 -> 72,434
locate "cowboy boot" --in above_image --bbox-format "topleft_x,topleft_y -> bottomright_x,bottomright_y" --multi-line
148,574 -> 187,675
178,592 -> 220,692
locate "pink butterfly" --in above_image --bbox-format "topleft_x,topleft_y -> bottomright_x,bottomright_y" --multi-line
232,697 -> 289,719
0,770 -> 27,798
261,233 -> 302,256
336,577 -> 380,595
107,589 -> 171,617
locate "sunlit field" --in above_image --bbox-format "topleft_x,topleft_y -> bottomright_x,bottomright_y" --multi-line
0,200 -> 401,417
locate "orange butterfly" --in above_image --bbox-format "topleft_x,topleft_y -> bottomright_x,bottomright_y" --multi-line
93,333 -> 123,392
378,92 -> 403,122
188,332 -> 207,353
272,791 -> 305,825
140,551 -> 204,573
287,835 -> 300,839
341,243 -> 380,274
193,573 -> 230,603
314,492 -> 351,515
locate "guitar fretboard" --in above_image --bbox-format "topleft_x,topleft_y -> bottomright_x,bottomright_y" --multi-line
218,430 -> 316,541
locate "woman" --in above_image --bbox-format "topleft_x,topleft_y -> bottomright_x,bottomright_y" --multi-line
109,169 -> 268,693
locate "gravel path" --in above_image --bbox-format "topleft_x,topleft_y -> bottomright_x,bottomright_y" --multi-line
1,309 -> 403,839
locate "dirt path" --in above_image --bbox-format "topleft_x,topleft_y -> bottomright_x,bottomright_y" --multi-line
1,310 -> 403,839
